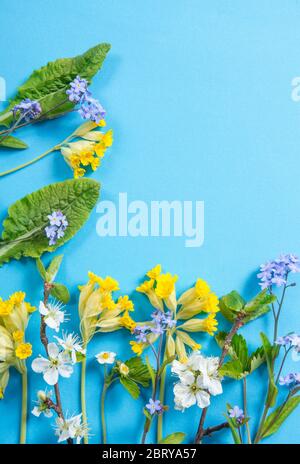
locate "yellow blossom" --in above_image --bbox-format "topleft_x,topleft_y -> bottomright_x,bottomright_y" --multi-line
0,299 -> 12,316
90,156 -> 100,171
120,311 -> 137,331
15,343 -> 32,360
155,273 -> 178,299
97,119 -> 106,127
146,264 -> 161,280
74,167 -> 86,178
25,302 -> 36,313
9,291 -> 25,306
88,271 -> 103,286
12,330 -> 24,343
102,130 -> 113,147
118,295 -> 134,311
201,293 -> 219,313
136,279 -> 154,294
202,313 -> 218,335
130,341 -> 144,356
70,154 -> 81,168
100,276 -> 120,293
80,150 -> 94,166
195,279 -> 211,298
100,293 -> 117,311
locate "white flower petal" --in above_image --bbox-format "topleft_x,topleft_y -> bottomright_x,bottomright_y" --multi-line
58,364 -> 73,378
31,406 -> 41,417
39,301 -> 48,316
196,390 -> 211,408
32,357 -> 50,373
48,342 -> 59,359
44,367 -> 59,386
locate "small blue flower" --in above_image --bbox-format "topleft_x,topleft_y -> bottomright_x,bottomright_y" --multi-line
229,406 -> 244,424
257,254 -> 300,289
78,96 -> 106,123
44,211 -> 68,246
13,98 -> 42,122
146,398 -> 163,415
66,76 -> 89,103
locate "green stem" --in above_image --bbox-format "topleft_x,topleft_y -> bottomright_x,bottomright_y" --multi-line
20,369 -> 27,444
0,147 -> 57,178
242,377 -> 252,444
101,383 -> 108,444
254,404 -> 269,444
157,348 -> 167,443
81,352 -> 88,444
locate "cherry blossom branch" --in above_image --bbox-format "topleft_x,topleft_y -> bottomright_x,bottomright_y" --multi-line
202,421 -> 229,437
194,313 -> 246,444
40,282 -> 73,445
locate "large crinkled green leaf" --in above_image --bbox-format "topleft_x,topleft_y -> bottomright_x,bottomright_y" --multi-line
0,178 -> 100,266
261,396 -> 300,439
0,43 -> 111,127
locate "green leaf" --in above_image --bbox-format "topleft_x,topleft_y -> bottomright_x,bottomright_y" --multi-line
36,258 -> 48,281
143,407 -> 152,421
219,359 -> 246,380
244,289 -> 276,313
224,408 -> 242,444
46,254 -> 63,282
244,304 -> 271,323
261,396 -> 300,439
261,332 -> 278,407
159,432 -> 186,444
145,355 -> 156,389
125,357 -> 151,387
219,291 -> 245,322
0,178 -> 100,267
0,135 -> 28,149
0,43 -> 111,127
248,346 -> 265,373
230,334 -> 249,369
119,376 -> 140,400
50,283 -> 70,304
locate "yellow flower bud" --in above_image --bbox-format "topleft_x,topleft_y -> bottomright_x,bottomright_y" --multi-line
166,334 -> 176,357
176,330 -> 201,351
178,314 -> 218,336
175,335 -> 188,363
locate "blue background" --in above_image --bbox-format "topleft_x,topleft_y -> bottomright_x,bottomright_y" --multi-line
0,0 -> 300,444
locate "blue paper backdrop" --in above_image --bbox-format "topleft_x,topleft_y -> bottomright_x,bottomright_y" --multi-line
0,0 -> 300,445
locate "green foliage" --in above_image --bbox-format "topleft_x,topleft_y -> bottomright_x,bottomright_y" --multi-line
217,332 -> 265,379
50,283 -> 70,304
260,332 -> 279,408
0,135 -> 28,149
0,178 -> 100,266
158,432 -> 186,444
219,289 -> 275,324
0,43 -> 111,128
117,357 -> 151,400
261,396 -> 300,439
36,255 -> 70,303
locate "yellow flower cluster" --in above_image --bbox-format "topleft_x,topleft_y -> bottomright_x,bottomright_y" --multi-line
133,265 -> 219,360
0,291 -> 35,399
78,271 -> 135,344
61,121 -> 113,178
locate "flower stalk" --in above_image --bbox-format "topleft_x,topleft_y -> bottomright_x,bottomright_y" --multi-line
20,369 -> 28,445
81,351 -> 88,444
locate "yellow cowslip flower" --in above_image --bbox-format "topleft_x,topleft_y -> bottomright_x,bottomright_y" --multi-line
97,119 -> 106,127
100,276 -> 120,293
60,126 -> 113,178
0,326 -> 14,361
118,295 -> 134,312
12,330 -> 24,343
15,343 -> 32,360
9,291 -> 25,306
178,313 -> 218,336
120,311 -> 137,331
88,271 -> 103,286
146,264 -> 161,280
136,279 -> 163,311
90,156 -> 100,171
155,273 -> 178,299
201,293 -> 219,313
100,293 -> 117,311
0,299 -> 12,316
195,279 -> 211,298
130,341 -> 144,356
74,167 -> 86,178
80,150 -> 94,166
155,273 -> 178,311
175,336 -> 188,363
176,330 -> 201,351
25,302 -> 36,314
